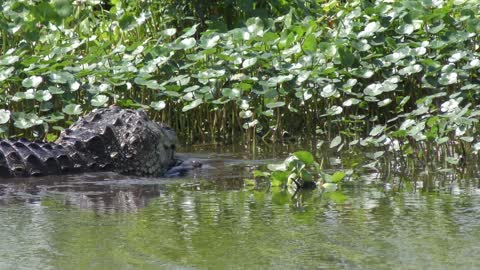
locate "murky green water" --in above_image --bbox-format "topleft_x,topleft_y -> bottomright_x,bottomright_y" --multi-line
0,148 -> 479,270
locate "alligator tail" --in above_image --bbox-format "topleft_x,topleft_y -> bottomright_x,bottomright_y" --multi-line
0,138 -> 86,178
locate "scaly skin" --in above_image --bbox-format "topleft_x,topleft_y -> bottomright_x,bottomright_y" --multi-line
0,106 -> 178,177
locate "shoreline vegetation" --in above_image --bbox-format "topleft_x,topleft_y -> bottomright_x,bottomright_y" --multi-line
1,0 -> 480,172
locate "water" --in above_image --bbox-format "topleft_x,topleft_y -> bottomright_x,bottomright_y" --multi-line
0,147 -> 479,270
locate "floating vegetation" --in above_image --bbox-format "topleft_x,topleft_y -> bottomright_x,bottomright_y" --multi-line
249,150 -> 349,205
1,0 -> 480,170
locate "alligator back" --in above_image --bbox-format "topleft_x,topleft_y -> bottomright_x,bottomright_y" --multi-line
0,106 -> 178,178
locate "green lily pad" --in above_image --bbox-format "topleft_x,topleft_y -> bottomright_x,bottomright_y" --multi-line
222,88 -> 241,99
13,113 -> 43,129
266,101 -> 285,109
439,72 -> 458,85
330,135 -> 342,148
321,84 -> 336,98
0,67 -> 14,81
242,57 -> 257,69
0,55 -> 19,65
358,21 -> 381,38
34,90 -> 52,102
182,98 -> 203,112
364,83 -> 383,96
22,76 -> 43,88
161,28 -> 177,36
181,24 -> 199,38
0,109 -> 11,124
49,71 -> 74,84
63,104 -> 83,115
326,106 -> 343,115
200,34 -> 220,49
91,95 -> 109,107
150,100 -> 166,111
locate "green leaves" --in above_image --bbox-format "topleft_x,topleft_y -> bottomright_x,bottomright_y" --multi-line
182,99 -> 203,112
13,113 -> 43,129
338,47 -> 355,67
0,0 -> 479,169
22,76 -> 43,88
256,150 -> 350,204
52,0 -> 73,18
330,136 -> 342,149
91,95 -> 109,107
35,90 -> 52,102
293,151 -> 314,166
358,21 -> 381,38
0,55 -> 19,65
265,101 -> 285,109
302,34 -> 317,52
63,104 -> 83,115
0,110 -> 11,124
172,38 -> 196,50
150,101 -> 166,111
242,57 -> 257,69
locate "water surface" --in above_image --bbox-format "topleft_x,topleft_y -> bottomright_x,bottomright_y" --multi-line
0,147 -> 479,270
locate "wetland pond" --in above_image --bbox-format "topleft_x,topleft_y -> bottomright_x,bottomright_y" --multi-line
0,145 -> 479,270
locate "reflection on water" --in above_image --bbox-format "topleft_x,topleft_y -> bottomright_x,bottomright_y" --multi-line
0,148 -> 479,269
0,150 -> 262,213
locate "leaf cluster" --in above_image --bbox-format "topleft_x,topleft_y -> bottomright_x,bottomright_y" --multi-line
0,0 -> 479,168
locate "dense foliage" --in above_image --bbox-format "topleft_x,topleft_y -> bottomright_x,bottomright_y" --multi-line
1,0 -> 480,170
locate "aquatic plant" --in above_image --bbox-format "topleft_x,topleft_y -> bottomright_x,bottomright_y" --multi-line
254,150 -> 347,191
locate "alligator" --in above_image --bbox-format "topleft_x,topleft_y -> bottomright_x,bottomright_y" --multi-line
0,106 -> 181,178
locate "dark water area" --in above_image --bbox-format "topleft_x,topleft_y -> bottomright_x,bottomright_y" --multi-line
0,145 -> 479,269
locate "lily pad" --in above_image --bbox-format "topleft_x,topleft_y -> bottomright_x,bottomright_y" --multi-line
182,98 -> 203,112
0,109 -> 11,124
242,57 -> 257,69
63,104 -> 83,115
22,76 -> 43,88
150,101 -> 166,111
330,135 -> 342,148
91,95 -> 109,107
